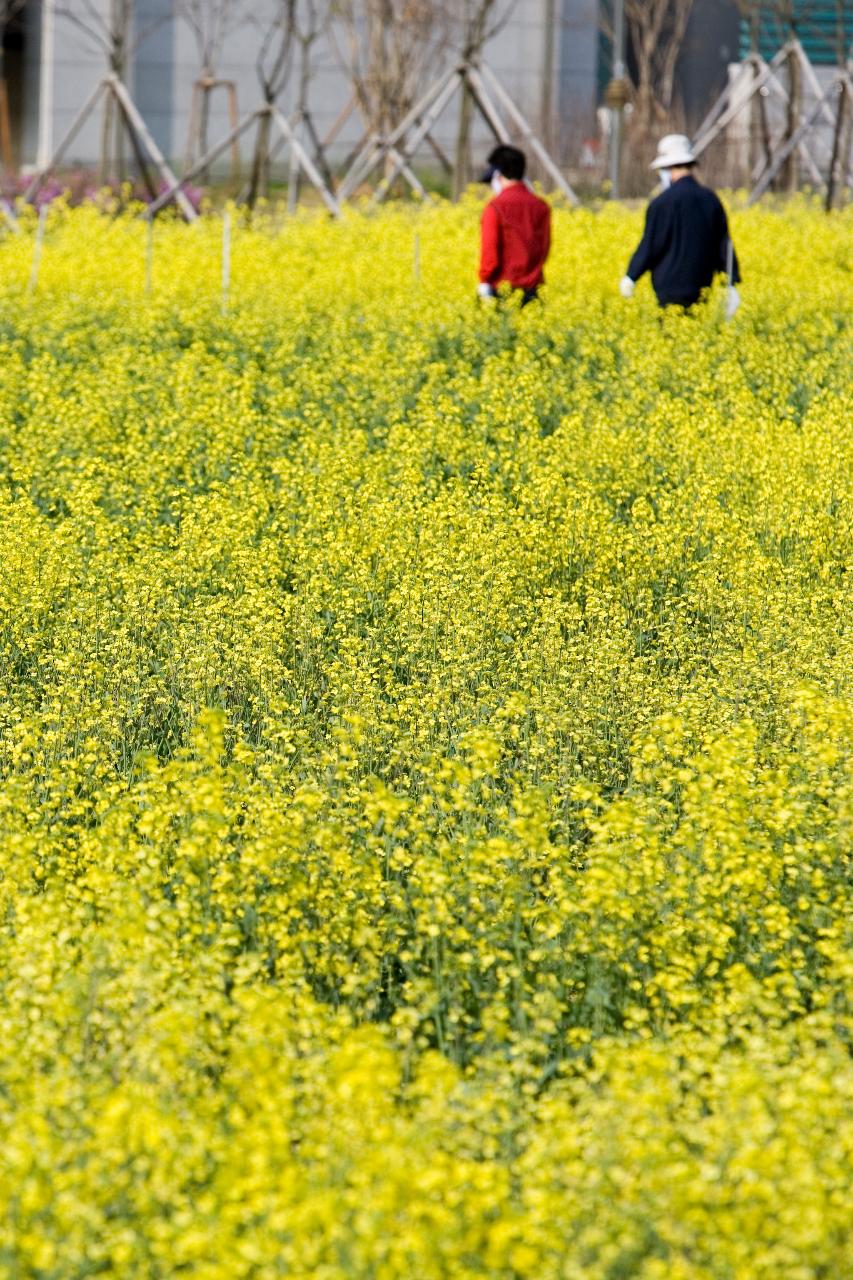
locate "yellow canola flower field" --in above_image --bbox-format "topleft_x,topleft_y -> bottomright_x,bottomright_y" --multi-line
0,196 -> 851,1278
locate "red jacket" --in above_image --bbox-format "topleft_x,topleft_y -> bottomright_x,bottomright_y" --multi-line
480,184 -> 551,290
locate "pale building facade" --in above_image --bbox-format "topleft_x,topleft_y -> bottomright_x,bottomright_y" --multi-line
11,1 -> 602,173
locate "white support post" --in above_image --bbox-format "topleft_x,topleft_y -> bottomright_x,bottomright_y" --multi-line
36,0 -> 55,172
749,77 -> 839,204
387,147 -> 427,199
0,198 -> 20,234
464,66 -> 512,142
747,64 -> 826,189
270,107 -> 340,216
793,38 -> 839,133
371,71 -> 460,205
109,78 -> 198,222
477,62 -> 579,204
221,210 -> 231,312
145,110 -> 261,219
337,135 -> 382,203
27,205 -> 48,295
287,118 -> 301,215
692,57 -> 754,151
692,45 -> 794,157
145,218 -> 153,295
338,64 -> 459,202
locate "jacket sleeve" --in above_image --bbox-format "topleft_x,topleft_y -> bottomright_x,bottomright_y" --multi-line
480,202 -> 501,284
627,199 -> 664,281
716,201 -> 742,283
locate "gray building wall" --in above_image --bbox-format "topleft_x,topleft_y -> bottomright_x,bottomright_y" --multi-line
134,0 -> 175,155
557,0 -> 600,155
678,0 -> 740,125
18,0 -> 603,173
20,2 -> 48,161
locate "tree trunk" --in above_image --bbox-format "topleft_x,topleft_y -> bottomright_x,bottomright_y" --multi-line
110,43 -> 127,185
748,58 -> 760,180
199,71 -> 213,184
101,93 -> 115,182
453,80 -> 473,200
247,108 -> 271,209
633,79 -> 656,139
114,110 -> 125,186
288,118 -> 301,212
825,81 -> 848,212
303,110 -> 336,193
840,87 -> 853,210
759,80 -> 774,186
783,47 -> 800,194
542,0 -> 556,156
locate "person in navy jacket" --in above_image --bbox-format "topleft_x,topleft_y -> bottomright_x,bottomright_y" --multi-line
620,134 -> 741,317
478,145 -> 551,307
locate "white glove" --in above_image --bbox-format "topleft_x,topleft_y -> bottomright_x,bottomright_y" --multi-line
477,282 -> 497,300
619,275 -> 635,299
725,285 -> 741,320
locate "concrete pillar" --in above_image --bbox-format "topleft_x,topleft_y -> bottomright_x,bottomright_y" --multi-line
557,0 -> 600,163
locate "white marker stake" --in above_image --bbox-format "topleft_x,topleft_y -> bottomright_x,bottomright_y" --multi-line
145,219 -> 153,296
27,205 -> 48,295
222,210 -> 231,313
725,237 -> 734,322
0,198 -> 21,234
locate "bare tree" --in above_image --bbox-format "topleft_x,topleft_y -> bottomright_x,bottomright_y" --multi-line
178,0 -> 243,80
731,0 -> 775,180
287,0 -> 335,204
332,1 -> 449,146
603,0 -> 695,137
58,1 -> 136,83
56,0 -> 166,180
177,0 -> 248,165
446,0 -> 514,59
247,0 -> 334,206
0,1 -> 26,168
769,1 -> 824,190
444,0 -> 516,196
244,0 -> 296,204
740,2 -> 830,188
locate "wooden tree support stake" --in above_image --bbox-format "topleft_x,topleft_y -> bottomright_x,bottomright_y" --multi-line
23,77 -> 198,222
748,73 -> 851,204
0,197 -> 20,234
340,60 -> 578,207
147,104 -> 341,220
185,78 -> 241,181
692,44 -> 794,158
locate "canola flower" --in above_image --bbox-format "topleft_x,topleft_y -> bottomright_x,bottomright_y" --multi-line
0,194 -> 851,1278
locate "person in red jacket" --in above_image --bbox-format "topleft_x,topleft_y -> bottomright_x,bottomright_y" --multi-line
478,145 -> 551,307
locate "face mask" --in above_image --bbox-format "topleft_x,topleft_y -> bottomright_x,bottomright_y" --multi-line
491,172 -> 503,196
659,169 -> 672,190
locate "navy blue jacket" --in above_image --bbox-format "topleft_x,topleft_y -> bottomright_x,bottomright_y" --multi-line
627,175 -> 741,306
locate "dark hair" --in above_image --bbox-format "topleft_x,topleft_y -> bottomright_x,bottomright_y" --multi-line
487,145 -> 526,182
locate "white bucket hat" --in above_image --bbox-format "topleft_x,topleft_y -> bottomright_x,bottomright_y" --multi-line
650,134 -> 696,169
